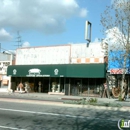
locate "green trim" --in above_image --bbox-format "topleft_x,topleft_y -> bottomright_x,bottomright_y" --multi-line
7,64 -> 106,78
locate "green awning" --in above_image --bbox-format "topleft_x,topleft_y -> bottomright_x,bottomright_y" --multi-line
7,64 -> 106,78
66,64 -> 106,78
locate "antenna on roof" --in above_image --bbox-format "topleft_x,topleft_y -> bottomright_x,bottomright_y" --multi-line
85,21 -> 92,47
14,31 -> 23,48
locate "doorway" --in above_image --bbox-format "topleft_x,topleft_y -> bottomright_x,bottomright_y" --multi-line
72,79 -> 82,95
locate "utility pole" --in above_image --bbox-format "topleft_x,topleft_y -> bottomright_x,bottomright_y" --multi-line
14,31 -> 22,48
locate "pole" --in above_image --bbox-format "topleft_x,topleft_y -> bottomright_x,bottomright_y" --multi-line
69,78 -> 70,95
49,77 -> 51,92
88,78 -> 89,99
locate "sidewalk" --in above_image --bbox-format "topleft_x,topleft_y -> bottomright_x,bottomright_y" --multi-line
0,92 -> 130,109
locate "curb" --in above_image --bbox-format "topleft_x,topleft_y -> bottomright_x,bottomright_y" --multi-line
0,98 -> 130,112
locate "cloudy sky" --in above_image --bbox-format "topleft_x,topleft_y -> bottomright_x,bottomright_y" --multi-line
0,0 -> 111,51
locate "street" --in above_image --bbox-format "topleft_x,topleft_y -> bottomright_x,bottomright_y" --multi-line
0,100 -> 129,130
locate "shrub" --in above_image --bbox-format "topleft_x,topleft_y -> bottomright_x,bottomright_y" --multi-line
88,98 -> 98,103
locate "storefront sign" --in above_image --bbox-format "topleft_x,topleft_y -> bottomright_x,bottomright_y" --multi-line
26,68 -> 50,77
26,74 -> 35,77
54,69 -> 59,75
26,74 -> 50,77
28,68 -> 41,75
110,68 -> 130,74
110,69 -> 123,74
13,69 -> 17,75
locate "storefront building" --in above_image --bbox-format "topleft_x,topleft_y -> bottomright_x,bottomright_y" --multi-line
7,63 -> 106,95
7,42 -> 107,95
0,52 -> 15,92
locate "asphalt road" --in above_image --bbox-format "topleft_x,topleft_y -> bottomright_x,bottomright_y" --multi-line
0,101 -> 129,130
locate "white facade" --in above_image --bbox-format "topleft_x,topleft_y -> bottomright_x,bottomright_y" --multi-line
16,45 -> 71,65
16,42 -> 106,65
70,42 -> 105,63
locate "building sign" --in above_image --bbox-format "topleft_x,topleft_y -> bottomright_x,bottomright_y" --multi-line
0,62 -> 10,74
28,68 -> 41,75
26,68 -> 50,77
110,69 -> 123,74
13,69 -> 17,75
54,69 -> 59,75
26,74 -> 50,77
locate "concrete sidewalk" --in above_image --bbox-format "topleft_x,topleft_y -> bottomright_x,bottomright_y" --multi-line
0,92 -> 130,107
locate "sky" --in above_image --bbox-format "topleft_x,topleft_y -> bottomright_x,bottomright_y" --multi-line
0,0 -> 111,52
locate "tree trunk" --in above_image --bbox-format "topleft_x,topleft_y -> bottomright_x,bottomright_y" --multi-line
121,55 -> 127,99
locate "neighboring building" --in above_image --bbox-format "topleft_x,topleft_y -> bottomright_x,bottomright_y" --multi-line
0,52 -> 15,92
7,42 -> 107,96
107,50 -> 130,97
108,51 -> 130,72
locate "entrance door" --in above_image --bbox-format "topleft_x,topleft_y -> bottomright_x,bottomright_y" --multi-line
43,78 -> 49,93
35,77 -> 49,93
73,79 -> 82,95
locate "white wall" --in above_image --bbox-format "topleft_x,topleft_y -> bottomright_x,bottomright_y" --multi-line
70,42 -> 105,63
16,45 -> 71,65
16,42 -> 105,65
70,42 -> 104,58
